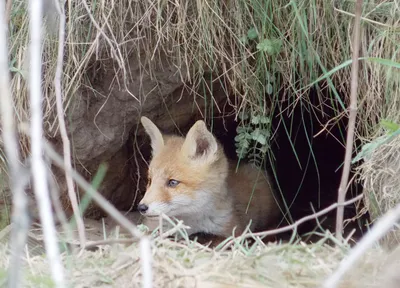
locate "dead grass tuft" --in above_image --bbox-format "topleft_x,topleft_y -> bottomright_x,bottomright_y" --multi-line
4,0 -> 400,137
0,223 -> 398,288
356,133 -> 400,248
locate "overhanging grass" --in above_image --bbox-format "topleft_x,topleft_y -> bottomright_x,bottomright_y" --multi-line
4,0 -> 399,136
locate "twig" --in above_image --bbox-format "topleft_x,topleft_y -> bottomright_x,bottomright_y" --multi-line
0,0 -> 18,217
140,237 -> 152,288
53,0 -> 86,248
43,141 -> 143,239
28,0 -> 65,287
324,202 -> 400,288
42,141 -> 153,288
5,0 -> 12,24
48,169 -> 77,247
335,0 -> 363,242
333,6 -> 394,28
159,220 -> 190,239
219,194 -> 363,252
0,2 -> 30,288
83,238 -> 139,249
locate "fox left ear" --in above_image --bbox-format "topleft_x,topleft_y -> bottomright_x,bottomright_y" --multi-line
141,116 -> 164,157
181,120 -> 218,163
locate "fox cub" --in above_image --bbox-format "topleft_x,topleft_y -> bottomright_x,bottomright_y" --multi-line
138,116 -> 279,238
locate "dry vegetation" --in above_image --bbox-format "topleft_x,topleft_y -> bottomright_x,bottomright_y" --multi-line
0,220 -> 399,288
4,0 -> 400,141
0,0 -> 400,287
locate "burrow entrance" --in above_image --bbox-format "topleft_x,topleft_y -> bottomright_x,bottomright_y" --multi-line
107,85 -> 370,242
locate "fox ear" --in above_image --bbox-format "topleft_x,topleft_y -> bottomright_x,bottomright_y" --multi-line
141,116 -> 164,156
181,120 -> 218,163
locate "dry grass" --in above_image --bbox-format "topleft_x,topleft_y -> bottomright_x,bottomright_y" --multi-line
357,135 -> 400,220
4,0 -> 399,136
355,132 -> 400,248
0,222 -> 398,288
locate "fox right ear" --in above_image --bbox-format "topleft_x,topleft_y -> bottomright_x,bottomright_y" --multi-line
181,120 -> 218,164
141,116 -> 164,156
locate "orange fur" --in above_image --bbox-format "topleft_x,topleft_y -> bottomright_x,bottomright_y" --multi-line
138,117 -> 279,238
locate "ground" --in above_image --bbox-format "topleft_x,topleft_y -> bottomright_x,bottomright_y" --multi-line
0,214 -> 399,288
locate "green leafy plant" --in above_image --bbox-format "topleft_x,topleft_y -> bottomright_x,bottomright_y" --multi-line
235,111 -> 271,168
257,38 -> 282,56
353,120 -> 400,163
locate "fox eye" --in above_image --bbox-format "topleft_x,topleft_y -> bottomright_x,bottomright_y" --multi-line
167,179 -> 180,188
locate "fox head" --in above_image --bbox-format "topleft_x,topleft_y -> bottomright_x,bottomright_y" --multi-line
137,116 -> 228,218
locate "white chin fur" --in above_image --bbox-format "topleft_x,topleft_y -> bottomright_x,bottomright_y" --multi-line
146,194 -> 201,217
147,193 -> 212,218
146,202 -> 171,216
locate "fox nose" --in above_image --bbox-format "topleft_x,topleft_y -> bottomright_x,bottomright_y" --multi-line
137,203 -> 148,213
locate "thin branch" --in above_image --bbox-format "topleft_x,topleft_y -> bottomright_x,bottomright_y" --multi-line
5,0 -> 12,24
28,0 -> 65,287
43,141 -> 144,239
42,141 -> 153,288
218,194 -> 364,252
0,0 -> 17,208
333,6 -> 394,28
0,1 -> 30,288
83,238 -> 139,249
53,0 -> 86,248
335,0 -> 363,242
324,202 -> 400,288
140,237 -> 153,288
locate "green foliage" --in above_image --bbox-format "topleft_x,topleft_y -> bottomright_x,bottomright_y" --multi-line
235,112 -> 271,168
0,268 -> 6,283
0,208 -> 10,231
380,119 -> 400,133
9,58 -> 25,78
257,38 -> 282,56
26,274 -> 55,288
68,163 -> 108,229
353,120 -> 400,163
247,27 -> 258,41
